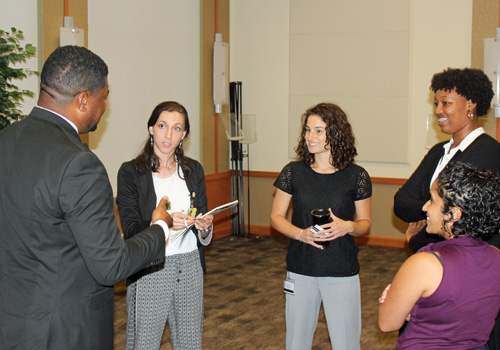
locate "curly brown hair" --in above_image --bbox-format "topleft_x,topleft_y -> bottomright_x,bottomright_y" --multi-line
295,102 -> 357,170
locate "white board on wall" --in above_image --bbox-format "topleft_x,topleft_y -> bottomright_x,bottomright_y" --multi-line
288,0 -> 410,163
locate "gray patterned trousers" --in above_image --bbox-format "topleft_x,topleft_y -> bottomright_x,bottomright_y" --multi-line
126,249 -> 204,350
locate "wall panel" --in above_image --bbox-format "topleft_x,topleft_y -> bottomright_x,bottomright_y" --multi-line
289,0 -> 410,163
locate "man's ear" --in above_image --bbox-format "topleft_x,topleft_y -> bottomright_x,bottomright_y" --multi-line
76,91 -> 89,112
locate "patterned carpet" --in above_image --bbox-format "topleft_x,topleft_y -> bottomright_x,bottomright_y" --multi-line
114,234 -> 411,349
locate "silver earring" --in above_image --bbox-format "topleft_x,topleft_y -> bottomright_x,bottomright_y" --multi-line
179,140 -> 183,148
150,134 -> 153,146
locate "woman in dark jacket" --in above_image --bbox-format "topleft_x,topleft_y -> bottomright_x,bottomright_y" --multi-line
393,68 -> 500,348
117,101 -> 213,350
394,67 -> 500,250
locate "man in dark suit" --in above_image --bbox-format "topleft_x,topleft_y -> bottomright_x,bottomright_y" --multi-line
0,46 -> 173,349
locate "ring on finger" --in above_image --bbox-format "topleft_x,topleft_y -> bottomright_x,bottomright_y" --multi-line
184,218 -> 187,228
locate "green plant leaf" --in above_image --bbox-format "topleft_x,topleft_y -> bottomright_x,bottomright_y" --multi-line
0,27 -> 38,129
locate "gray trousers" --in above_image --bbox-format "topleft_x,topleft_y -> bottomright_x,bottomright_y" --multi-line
126,249 -> 204,350
286,272 -> 361,350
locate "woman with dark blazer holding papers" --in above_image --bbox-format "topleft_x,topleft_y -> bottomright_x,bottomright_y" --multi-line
117,101 -> 213,350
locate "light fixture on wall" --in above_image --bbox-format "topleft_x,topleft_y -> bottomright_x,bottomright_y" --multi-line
484,28 -> 500,118
213,33 -> 228,113
59,0 -> 84,47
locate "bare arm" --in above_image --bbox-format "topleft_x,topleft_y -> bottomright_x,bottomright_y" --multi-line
351,197 -> 372,236
270,188 -> 299,239
378,252 -> 443,332
270,188 -> 324,249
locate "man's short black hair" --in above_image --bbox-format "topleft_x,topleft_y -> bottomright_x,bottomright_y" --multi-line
40,45 -> 108,100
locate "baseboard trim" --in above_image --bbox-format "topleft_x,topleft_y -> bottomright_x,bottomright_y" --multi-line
215,225 -> 409,249
352,235 -> 409,249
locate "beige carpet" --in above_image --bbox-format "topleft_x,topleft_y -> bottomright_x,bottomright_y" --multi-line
114,235 -> 410,349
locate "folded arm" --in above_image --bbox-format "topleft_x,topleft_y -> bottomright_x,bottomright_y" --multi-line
378,252 -> 443,332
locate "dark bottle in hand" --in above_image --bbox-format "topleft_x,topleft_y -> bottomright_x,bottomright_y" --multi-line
311,208 -> 331,248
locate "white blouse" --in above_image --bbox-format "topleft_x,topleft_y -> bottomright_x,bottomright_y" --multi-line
152,166 -> 198,256
429,127 -> 485,189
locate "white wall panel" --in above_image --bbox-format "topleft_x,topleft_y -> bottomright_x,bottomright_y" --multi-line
229,0 -> 290,171
289,0 -> 410,162
231,0 -> 472,177
290,0 -> 410,34
290,32 -> 409,97
88,0 -> 200,194
289,95 -> 408,162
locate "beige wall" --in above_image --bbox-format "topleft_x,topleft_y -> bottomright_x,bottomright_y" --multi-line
0,0 -> 89,141
370,184 -> 407,239
5,0 -> 500,244
229,0 -> 290,171
0,0 -> 39,117
472,0 -> 499,125
87,1 -> 202,194
231,0 -> 500,244
288,1 -> 410,163
41,0 -> 88,62
230,0 -> 475,178
472,0 -> 500,69
41,0 -> 89,143
201,0 -> 230,174
5,0 -> 228,194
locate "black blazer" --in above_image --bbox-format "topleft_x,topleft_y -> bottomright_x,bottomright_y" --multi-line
0,107 -> 166,349
117,157 -> 209,273
394,133 -> 500,250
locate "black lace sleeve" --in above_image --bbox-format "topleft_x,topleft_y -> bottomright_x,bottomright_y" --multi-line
273,162 -> 293,195
355,168 -> 372,201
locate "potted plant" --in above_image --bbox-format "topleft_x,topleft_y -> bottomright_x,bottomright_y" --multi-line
0,27 -> 38,130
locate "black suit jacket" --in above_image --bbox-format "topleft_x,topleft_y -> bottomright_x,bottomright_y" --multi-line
394,133 -> 500,250
0,107 -> 166,349
117,158 -> 209,274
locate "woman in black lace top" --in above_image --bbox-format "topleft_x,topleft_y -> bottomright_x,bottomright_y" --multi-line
271,102 -> 372,350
